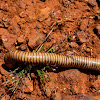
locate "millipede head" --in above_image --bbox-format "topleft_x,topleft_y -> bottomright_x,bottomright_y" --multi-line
4,53 -> 14,69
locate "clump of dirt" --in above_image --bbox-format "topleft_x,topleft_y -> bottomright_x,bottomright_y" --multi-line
0,0 -> 100,99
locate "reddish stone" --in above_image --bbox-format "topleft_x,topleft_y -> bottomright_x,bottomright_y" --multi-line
1,34 -> 17,51
36,7 -> 51,21
1,95 -> 10,100
21,78 -> 33,93
80,19 -> 88,31
0,66 -> 8,75
51,92 -> 62,100
77,31 -> 89,43
28,31 -> 45,49
92,79 -> 100,90
17,35 -> 25,43
20,44 -> 27,51
0,28 -> 9,35
88,0 -> 97,6
69,42 -> 79,48
19,11 -> 28,18
0,3 -> 9,11
95,25 -> 100,38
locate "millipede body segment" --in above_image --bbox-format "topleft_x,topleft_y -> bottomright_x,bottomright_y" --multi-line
4,50 -> 100,71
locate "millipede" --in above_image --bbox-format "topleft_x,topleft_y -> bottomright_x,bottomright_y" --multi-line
4,50 -> 100,71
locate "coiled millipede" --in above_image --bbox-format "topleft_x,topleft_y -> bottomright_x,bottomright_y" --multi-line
4,50 -> 100,72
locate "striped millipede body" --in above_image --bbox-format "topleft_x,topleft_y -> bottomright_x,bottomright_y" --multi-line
4,50 -> 100,71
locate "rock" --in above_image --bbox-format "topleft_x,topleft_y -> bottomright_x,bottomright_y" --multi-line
16,92 -> 37,100
19,44 -> 27,51
58,69 -> 88,94
16,93 -> 28,100
69,42 -> 79,48
2,76 -> 6,82
0,3 -> 8,11
92,78 -> 100,90
45,87 -> 52,97
87,0 -> 97,6
81,43 -> 91,53
93,96 -> 100,100
0,24 -> 4,28
95,25 -> 100,38
42,30 -> 47,34
51,92 -> 62,100
50,92 -> 97,100
26,16 -> 36,23
28,31 -> 45,49
1,34 -> 17,51
62,0 -> 71,8
36,23 -> 42,29
0,28 -> 9,35
1,95 -> 10,100
44,69 -> 88,96
17,35 -> 25,43
0,88 -> 5,97
53,10 -> 62,19
0,66 -> 8,75
19,11 -> 28,18
80,19 -> 88,31
36,7 -> 51,21
8,25 -> 20,35
22,78 -> 33,93
85,47 -> 91,53
61,95 -> 77,100
18,0 -> 25,9
69,35 -> 77,42
0,74 -> 2,79
77,31 -> 89,43
77,94 -> 97,100
3,21 -> 9,28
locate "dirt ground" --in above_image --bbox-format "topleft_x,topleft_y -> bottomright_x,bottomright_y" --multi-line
0,0 -> 100,100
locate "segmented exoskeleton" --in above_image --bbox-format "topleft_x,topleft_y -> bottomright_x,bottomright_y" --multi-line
4,50 -> 100,71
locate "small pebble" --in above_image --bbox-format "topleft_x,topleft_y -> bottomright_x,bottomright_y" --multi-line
88,0 -> 97,6
95,25 -> 100,38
